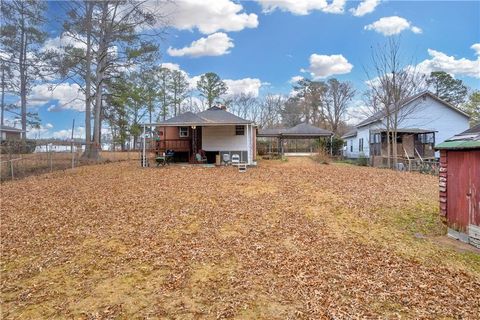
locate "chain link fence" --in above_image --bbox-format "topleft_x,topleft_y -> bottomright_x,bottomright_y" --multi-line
1,141 -> 138,181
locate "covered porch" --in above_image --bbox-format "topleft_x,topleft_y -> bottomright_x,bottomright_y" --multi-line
370,128 -> 437,168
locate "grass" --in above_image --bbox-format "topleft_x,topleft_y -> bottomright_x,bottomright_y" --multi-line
1,157 -> 479,319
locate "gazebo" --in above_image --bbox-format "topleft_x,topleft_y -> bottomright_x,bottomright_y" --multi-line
257,123 -> 333,156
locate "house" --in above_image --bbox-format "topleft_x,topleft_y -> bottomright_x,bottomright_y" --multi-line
436,124 -> 480,248
148,106 -> 256,165
0,125 -> 24,141
342,91 -> 470,166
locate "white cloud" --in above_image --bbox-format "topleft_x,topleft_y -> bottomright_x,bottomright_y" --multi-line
41,33 -> 87,53
350,0 -> 380,17
156,0 -> 258,34
26,123 -> 54,139
289,75 -> 304,84
364,16 -> 422,36
471,43 -> 480,55
160,62 -> 181,71
167,32 -> 234,57
28,83 -> 85,112
301,53 -> 353,79
256,0 -> 346,15
52,126 -> 86,139
224,78 -> 262,97
417,46 -> 480,78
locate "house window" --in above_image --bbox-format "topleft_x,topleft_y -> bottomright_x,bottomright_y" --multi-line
418,133 -> 434,144
359,138 -> 364,152
373,133 -> 381,144
350,142 -> 353,153
235,125 -> 245,135
179,127 -> 189,137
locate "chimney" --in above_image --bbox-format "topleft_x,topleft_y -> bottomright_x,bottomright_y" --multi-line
219,105 -> 226,110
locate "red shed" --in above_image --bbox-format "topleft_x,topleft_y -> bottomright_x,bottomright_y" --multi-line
436,124 -> 480,248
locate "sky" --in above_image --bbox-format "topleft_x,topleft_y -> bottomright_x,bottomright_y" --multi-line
11,0 -> 480,139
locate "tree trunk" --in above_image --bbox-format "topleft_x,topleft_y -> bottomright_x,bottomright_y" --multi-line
19,5 -> 27,140
82,1 -> 93,158
1,65 -> 5,126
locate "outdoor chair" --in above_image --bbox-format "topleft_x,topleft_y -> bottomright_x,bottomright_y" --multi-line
195,152 -> 207,163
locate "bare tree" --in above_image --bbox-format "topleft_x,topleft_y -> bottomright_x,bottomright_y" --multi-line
364,38 -> 426,168
324,78 -> 355,134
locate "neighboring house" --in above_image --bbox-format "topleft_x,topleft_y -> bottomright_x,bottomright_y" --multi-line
342,91 -> 470,164
150,106 -> 256,165
436,124 -> 480,248
0,125 -> 24,141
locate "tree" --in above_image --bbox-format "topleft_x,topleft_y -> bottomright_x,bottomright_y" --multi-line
56,0 -> 165,159
169,70 -> 189,116
427,71 -> 467,106
324,78 -> 355,134
364,38 -> 426,169
0,0 -> 46,139
196,72 -> 228,108
462,91 -> 480,126
259,94 -> 284,128
157,67 -> 172,121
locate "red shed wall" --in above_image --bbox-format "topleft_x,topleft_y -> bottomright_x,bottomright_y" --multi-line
444,150 -> 480,232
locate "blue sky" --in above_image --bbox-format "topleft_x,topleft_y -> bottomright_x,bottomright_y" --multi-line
16,0 -> 480,138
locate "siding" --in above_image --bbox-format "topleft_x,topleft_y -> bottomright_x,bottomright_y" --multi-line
202,125 -> 249,151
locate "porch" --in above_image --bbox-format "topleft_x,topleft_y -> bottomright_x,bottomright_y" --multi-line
370,128 -> 437,170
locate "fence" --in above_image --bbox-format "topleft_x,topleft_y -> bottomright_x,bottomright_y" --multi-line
371,155 -> 440,174
0,145 -> 138,181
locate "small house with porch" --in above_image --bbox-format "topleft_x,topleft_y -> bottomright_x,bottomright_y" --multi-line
436,124 -> 480,248
0,125 -> 24,141
342,91 -> 470,167
146,106 -> 256,165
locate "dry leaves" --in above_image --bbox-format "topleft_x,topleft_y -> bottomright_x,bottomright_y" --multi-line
1,158 -> 479,319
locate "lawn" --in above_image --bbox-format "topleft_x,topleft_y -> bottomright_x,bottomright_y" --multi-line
1,158 -> 479,319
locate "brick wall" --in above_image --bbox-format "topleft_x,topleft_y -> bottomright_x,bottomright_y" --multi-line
439,150 -> 447,219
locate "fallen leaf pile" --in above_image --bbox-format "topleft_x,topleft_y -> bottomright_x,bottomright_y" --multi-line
1,158 -> 479,319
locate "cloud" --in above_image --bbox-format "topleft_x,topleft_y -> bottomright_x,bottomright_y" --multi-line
41,33 -> 87,53
350,0 -> 380,17
301,54 -> 353,79
167,33 -> 234,57
160,62 -> 181,71
26,123 -> 54,138
28,83 -> 85,112
256,0 -> 346,15
157,0 -> 258,34
289,75 -> 304,84
417,46 -> 480,78
224,78 -> 263,97
364,16 -> 422,36
471,43 -> 480,55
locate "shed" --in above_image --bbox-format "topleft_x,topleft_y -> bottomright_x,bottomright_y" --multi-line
0,125 -> 24,141
436,124 -> 480,248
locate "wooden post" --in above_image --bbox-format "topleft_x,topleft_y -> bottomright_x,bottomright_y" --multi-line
10,160 -> 14,180
71,118 -> 75,169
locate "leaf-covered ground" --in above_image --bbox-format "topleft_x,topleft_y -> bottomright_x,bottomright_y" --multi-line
1,158 -> 479,319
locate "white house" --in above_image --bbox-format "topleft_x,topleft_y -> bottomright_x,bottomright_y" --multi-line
342,91 -> 470,163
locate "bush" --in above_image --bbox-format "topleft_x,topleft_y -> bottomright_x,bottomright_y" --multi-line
356,154 -> 369,166
312,149 -> 331,164
0,139 -> 36,154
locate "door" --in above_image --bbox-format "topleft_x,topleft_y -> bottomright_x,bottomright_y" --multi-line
447,151 -> 480,240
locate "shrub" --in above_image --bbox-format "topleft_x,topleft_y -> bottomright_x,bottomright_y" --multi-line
312,148 -> 331,164
356,154 -> 369,166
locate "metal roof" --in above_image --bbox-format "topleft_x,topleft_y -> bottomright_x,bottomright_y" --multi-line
0,125 -> 25,133
341,130 -> 357,139
436,124 -> 480,150
258,123 -> 333,137
356,91 -> 470,128
147,106 -> 253,126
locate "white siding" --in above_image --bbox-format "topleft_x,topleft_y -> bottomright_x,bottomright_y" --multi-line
344,136 -> 358,158
351,95 -> 470,158
201,125 -> 255,164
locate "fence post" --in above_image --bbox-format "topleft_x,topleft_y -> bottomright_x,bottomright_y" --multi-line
10,160 -> 14,180
50,149 -> 53,172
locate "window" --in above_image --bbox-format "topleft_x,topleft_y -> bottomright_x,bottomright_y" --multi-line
350,141 -> 353,152
373,133 -> 381,144
179,127 -> 189,137
359,138 -> 364,152
235,125 -> 245,135
418,133 -> 434,144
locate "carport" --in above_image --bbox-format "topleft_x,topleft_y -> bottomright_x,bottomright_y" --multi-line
257,123 -> 333,156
